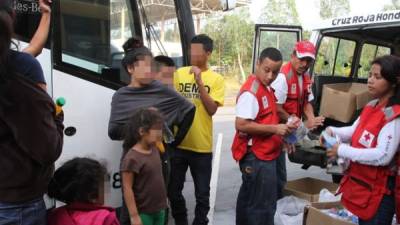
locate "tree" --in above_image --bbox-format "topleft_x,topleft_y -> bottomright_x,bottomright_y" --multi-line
203,8 -> 254,82
383,0 -> 400,10
259,0 -> 300,25
317,0 -> 350,19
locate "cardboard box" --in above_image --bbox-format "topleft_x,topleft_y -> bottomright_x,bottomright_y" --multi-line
303,202 -> 355,225
319,83 -> 372,123
284,177 -> 339,203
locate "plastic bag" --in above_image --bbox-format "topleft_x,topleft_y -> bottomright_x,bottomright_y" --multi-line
274,196 -> 308,225
318,188 -> 341,202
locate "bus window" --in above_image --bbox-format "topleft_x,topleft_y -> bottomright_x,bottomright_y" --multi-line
56,0 -> 139,86
358,44 -> 391,78
314,36 -> 355,77
139,0 -> 183,66
13,0 -> 43,43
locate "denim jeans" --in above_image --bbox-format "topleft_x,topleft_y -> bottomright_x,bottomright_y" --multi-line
0,197 -> 46,225
359,176 -> 395,225
276,151 -> 287,199
236,152 -> 277,225
168,148 -> 212,225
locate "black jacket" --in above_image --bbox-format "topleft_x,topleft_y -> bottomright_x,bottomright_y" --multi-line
0,74 -> 64,203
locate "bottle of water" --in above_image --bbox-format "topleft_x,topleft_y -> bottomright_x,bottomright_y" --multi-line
284,116 -> 308,144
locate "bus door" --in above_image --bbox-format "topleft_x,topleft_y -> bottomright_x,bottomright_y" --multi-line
50,0 -> 142,207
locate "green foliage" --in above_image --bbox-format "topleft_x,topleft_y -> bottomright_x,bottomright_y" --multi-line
203,8 -> 255,81
384,0 -> 400,10
318,0 -> 350,19
260,0 -> 300,25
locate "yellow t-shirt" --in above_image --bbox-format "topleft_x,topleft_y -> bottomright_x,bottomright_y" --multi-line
174,66 -> 225,153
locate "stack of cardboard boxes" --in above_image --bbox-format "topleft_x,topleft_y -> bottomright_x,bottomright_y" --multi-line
283,177 -> 356,225
319,83 -> 372,123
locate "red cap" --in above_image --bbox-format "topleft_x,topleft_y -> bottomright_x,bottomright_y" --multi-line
294,41 -> 316,59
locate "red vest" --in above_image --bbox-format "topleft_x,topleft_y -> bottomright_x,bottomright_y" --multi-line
231,75 -> 282,161
280,62 -> 312,118
338,99 -> 400,220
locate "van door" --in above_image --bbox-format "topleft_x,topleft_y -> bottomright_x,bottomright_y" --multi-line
252,24 -> 302,72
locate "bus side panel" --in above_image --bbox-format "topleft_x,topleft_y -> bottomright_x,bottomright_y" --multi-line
52,70 -> 122,207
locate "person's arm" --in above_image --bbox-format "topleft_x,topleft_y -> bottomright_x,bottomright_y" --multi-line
303,90 -> 324,129
108,122 -> 125,140
327,118 -> 360,143
171,106 -> 195,146
0,79 -> 64,165
23,0 -> 51,57
236,117 -> 292,136
271,73 -> 290,122
122,172 -> 143,225
328,118 -> 400,166
108,92 -> 126,140
235,91 -> 293,136
277,104 -> 290,122
192,66 -> 222,116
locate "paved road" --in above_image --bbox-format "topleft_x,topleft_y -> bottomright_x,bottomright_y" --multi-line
168,106 -> 331,225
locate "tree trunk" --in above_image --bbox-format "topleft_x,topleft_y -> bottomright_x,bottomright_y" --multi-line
237,52 -> 246,82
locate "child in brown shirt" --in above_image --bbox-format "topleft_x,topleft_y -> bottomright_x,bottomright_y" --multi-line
120,107 -> 167,225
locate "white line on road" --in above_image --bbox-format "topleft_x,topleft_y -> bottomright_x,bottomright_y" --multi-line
208,133 -> 224,225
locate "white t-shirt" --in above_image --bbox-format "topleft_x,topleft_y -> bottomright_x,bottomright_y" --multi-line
329,117 -> 400,166
271,73 -> 314,104
236,92 -> 259,120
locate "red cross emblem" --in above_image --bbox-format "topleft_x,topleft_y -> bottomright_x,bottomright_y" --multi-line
364,133 -> 371,141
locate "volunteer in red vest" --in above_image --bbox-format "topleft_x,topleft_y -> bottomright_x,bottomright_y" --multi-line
232,47 -> 297,225
271,40 -> 325,199
325,55 -> 400,225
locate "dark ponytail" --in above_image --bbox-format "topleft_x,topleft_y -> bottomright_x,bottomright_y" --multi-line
0,1 -> 14,82
121,37 -> 152,73
371,55 -> 400,106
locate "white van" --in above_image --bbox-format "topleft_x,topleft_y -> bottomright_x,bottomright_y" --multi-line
252,10 -> 400,181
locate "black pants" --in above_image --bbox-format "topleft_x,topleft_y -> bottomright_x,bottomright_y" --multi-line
168,148 -> 212,225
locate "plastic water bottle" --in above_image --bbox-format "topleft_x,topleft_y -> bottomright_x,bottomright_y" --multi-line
55,97 -> 66,115
284,116 -> 308,144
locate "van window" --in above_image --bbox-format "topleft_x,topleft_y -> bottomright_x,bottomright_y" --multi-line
358,44 -> 391,78
314,36 -> 356,77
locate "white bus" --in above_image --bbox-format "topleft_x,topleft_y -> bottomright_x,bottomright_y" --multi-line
252,10 -> 400,181
12,0 -> 241,207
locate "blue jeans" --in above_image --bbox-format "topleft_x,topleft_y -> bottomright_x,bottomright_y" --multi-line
276,151 -> 287,199
236,152 -> 277,225
168,148 -> 212,225
359,176 -> 395,225
0,197 -> 47,225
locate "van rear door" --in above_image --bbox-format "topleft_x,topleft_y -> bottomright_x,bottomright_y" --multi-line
252,24 -> 302,72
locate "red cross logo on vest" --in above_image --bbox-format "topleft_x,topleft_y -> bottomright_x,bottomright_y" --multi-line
358,130 -> 375,148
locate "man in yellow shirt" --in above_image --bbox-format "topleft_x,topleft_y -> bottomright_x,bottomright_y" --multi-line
170,34 -> 225,225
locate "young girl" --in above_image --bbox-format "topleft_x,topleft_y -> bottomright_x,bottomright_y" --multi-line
324,55 -> 400,225
121,107 -> 167,225
47,157 -> 120,225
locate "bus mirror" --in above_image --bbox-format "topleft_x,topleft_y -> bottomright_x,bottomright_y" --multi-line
220,0 -> 237,11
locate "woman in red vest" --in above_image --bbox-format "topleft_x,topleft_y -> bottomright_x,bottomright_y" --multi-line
325,55 -> 400,225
